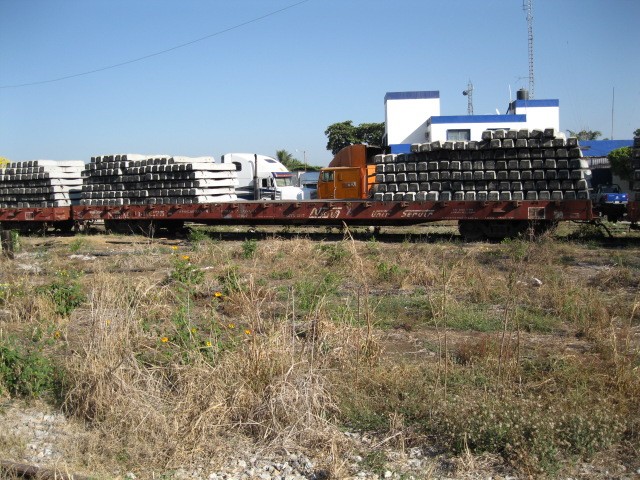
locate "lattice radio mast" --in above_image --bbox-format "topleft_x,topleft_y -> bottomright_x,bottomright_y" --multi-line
523,0 -> 534,98
463,80 -> 474,115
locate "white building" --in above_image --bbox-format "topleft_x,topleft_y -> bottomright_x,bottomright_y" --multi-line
384,90 -> 560,153
384,91 -> 441,146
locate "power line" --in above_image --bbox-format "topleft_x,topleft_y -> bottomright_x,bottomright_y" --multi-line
0,0 -> 311,89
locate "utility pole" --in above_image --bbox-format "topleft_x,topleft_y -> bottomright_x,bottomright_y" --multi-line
523,0 -> 535,98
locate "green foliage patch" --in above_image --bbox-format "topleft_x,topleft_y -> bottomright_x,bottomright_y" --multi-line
0,340 -> 55,398
36,270 -> 85,317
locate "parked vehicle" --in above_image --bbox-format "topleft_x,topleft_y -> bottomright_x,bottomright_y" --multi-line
219,153 -> 304,200
590,184 -> 628,222
297,171 -> 319,200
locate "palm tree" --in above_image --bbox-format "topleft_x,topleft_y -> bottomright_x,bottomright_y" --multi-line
567,129 -> 601,141
276,149 -> 297,168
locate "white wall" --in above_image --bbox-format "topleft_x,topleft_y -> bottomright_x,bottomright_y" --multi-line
513,104 -> 560,132
385,92 -> 440,145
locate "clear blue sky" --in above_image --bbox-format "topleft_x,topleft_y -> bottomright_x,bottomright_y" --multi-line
1,0 -> 638,166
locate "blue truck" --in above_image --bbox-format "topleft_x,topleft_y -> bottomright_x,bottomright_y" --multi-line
590,184 -> 629,222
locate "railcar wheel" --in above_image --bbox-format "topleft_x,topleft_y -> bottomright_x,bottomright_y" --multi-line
458,220 -> 486,242
158,220 -> 185,234
54,220 -> 75,233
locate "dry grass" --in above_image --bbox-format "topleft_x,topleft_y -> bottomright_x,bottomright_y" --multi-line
57,268 -> 351,470
0,226 -> 639,477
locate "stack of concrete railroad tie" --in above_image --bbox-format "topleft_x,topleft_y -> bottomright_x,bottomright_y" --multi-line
633,136 -> 640,200
371,129 -> 591,202
81,154 -> 238,206
0,160 -> 84,208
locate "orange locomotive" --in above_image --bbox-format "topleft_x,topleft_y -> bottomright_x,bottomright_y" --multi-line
317,145 -> 382,199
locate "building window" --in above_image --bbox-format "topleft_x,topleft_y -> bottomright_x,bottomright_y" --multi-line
446,129 -> 471,141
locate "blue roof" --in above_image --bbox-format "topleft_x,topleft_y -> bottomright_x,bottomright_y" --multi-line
385,91 -> 439,102
430,114 -> 526,124
580,140 -> 632,157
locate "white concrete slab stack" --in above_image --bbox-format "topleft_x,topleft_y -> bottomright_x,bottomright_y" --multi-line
0,160 -> 85,207
372,129 -> 591,202
81,154 -> 238,206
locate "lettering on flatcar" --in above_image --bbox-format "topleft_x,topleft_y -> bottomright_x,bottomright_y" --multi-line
400,210 -> 435,218
371,210 -> 391,218
309,207 -> 342,219
147,211 -> 167,218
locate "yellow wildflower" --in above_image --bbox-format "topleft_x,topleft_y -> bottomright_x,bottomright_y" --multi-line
191,327 -> 197,333
244,329 -> 252,335
53,331 -> 61,339
171,246 -> 178,251
228,323 -> 235,329
205,340 -> 212,347
160,336 -> 169,343
181,255 -> 190,261
214,291 -> 223,298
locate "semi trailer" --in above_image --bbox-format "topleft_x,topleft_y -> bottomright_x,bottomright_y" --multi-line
219,153 -> 304,201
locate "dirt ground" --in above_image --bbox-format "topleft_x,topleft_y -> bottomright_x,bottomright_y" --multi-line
1,222 -> 639,479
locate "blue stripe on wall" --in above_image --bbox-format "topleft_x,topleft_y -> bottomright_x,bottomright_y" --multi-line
385,91 -> 440,102
513,99 -> 559,108
429,114 -> 527,124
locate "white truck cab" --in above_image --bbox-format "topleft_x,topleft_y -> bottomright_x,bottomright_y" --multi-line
220,153 -> 304,200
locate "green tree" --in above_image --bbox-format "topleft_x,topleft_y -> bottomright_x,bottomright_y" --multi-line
325,121 -> 358,155
354,122 -> 385,147
633,128 -> 640,138
608,146 -> 633,185
324,121 -> 384,155
275,149 -> 320,171
567,129 -> 602,141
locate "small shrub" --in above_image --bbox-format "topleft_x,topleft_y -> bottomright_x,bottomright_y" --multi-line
187,228 -> 209,243
241,239 -> 258,259
36,270 -> 85,317
375,261 -> 402,281
219,265 -> 244,295
294,272 -> 341,312
69,237 -> 87,253
317,243 -> 349,265
170,255 -> 204,287
361,451 -> 387,475
269,269 -> 294,280
454,334 -> 499,365
0,340 -> 55,397
0,283 -> 10,306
